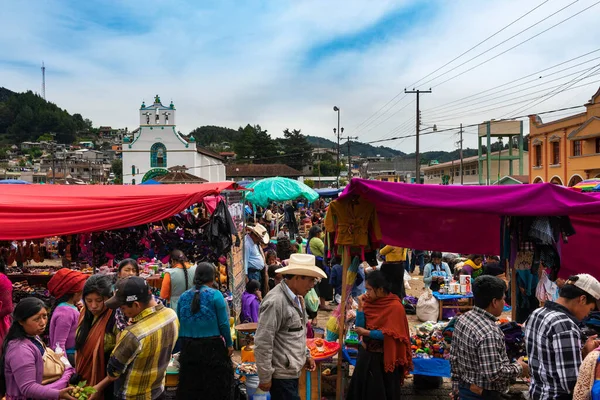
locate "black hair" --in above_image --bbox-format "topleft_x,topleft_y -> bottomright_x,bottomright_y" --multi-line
487,255 -> 500,262
468,254 -> 483,262
276,237 -> 293,261
472,275 -> 507,309
265,250 -> 277,263
171,249 -> 191,292
560,275 -> 597,304
308,226 -> 322,243
0,258 -> 6,275
118,258 -> 140,276
268,265 -> 280,278
430,251 -> 443,260
191,262 -> 216,314
331,256 -> 342,265
0,298 -> 47,395
296,236 -> 303,244
75,275 -> 114,351
365,270 -> 391,293
246,280 -> 261,294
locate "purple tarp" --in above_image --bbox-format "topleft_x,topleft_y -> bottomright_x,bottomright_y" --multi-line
339,179 -> 600,278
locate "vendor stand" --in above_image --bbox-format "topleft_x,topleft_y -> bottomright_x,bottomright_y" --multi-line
321,178 -> 600,399
432,291 -> 473,321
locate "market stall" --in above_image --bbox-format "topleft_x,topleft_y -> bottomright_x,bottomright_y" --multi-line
322,178 -> 600,399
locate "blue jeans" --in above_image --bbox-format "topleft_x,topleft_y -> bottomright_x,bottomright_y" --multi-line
459,384 -> 501,400
247,269 -> 263,285
271,378 -> 299,400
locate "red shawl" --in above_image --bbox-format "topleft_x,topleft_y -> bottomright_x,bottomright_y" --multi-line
363,293 -> 413,376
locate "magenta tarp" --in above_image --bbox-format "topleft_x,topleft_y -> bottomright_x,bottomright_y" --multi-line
340,179 -> 600,278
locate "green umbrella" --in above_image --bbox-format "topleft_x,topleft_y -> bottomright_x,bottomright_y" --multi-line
244,177 -> 319,207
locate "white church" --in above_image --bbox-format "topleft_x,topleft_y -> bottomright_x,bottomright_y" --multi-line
121,95 -> 225,184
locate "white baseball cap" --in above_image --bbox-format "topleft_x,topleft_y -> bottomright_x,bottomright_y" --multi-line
567,274 -> 600,302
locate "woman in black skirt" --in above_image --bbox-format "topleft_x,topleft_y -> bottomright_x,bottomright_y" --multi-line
348,270 -> 412,400
176,263 -> 234,400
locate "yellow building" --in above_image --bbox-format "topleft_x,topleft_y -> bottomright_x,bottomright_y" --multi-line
528,87 -> 600,186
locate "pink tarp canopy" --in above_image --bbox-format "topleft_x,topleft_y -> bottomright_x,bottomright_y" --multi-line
0,182 -> 237,239
340,179 -> 600,278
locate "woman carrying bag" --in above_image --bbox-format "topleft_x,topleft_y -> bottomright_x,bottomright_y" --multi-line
0,298 -> 75,400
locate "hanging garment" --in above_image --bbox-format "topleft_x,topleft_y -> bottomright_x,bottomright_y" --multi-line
284,204 -> 299,236
324,196 -> 381,247
209,200 -> 239,255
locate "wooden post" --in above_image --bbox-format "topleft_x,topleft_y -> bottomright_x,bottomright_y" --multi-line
335,246 -> 350,399
509,259 -> 517,321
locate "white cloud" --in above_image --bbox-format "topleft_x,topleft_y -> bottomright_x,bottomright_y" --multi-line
0,0 -> 599,154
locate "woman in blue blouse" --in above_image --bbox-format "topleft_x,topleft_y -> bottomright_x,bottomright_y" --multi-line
176,262 -> 233,400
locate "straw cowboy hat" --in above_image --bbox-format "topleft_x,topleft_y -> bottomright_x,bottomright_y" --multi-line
247,223 -> 270,244
276,254 -> 327,279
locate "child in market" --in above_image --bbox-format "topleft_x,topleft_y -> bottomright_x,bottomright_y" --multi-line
241,280 -> 261,323
268,264 -> 283,290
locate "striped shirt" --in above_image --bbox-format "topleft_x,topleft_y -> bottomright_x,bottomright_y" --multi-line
524,301 -> 583,400
450,306 -> 522,392
108,303 -> 179,400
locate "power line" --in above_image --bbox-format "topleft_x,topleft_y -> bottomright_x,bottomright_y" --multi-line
424,77 -> 600,124
424,70 -> 600,122
421,0 -> 580,88
502,62 -> 600,117
424,54 -> 600,117
348,1 -> 556,134
366,104 -> 587,145
423,49 -> 600,113
409,0 -> 551,88
430,0 -> 600,89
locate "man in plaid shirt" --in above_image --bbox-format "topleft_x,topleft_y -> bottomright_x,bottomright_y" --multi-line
450,276 -> 529,399
525,274 -> 600,400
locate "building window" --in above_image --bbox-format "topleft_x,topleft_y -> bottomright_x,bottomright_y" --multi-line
132,165 -> 136,176
596,138 -> 600,154
552,142 -> 560,165
573,140 -> 582,157
534,145 -> 542,167
151,143 -> 167,168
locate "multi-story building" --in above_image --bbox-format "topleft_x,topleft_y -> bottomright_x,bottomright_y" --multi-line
528,87 -> 600,186
423,150 -> 529,185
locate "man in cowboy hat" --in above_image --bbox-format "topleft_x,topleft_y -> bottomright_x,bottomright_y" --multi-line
254,254 -> 326,400
245,223 -> 269,287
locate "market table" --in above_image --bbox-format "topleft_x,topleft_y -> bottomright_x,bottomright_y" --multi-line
432,291 -> 473,321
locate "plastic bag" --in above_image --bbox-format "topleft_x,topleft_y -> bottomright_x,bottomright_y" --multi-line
305,288 -> 319,313
404,270 -> 412,290
416,288 -> 439,322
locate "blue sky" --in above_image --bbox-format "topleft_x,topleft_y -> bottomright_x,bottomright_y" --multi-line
1,0 -> 599,152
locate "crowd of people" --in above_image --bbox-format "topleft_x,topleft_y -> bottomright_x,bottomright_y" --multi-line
2,197 -> 600,400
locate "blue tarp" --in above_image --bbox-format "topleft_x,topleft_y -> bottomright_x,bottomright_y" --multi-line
412,358 -> 451,378
432,291 -> 473,300
140,179 -> 161,185
0,179 -> 31,184
315,188 -> 342,198
245,177 -> 319,207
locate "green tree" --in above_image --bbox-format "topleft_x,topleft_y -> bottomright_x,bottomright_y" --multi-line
233,124 -> 278,163
37,133 -> 54,142
304,179 -> 314,188
111,159 -> 123,183
28,148 -> 43,159
279,129 -> 313,171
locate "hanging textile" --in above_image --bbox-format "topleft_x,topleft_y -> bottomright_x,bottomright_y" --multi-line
323,196 -> 381,251
209,200 -> 239,256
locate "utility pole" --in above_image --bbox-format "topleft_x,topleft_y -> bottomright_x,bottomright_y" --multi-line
458,123 -> 464,185
333,106 -> 341,188
41,62 -> 46,100
342,136 -> 358,180
405,89 -> 431,184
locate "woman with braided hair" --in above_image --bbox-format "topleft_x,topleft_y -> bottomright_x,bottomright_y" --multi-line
176,262 -> 233,400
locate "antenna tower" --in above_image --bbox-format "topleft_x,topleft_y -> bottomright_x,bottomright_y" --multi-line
41,62 -> 46,100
